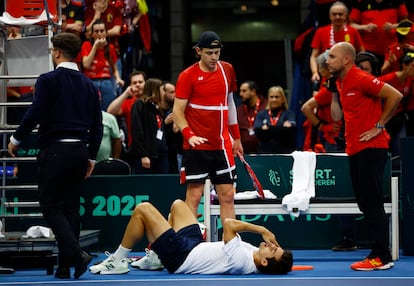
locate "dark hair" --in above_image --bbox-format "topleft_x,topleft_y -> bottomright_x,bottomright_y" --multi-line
51,32 -> 81,60
90,19 -> 113,67
243,80 -> 258,92
355,51 -> 380,76
256,249 -> 293,275
129,70 -> 147,81
142,78 -> 162,105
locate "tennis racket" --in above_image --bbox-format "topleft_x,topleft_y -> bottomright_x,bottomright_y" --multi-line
238,155 -> 265,199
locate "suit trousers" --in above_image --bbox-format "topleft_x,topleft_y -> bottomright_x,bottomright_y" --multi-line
37,142 -> 88,266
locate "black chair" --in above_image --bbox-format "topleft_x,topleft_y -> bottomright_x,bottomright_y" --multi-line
92,158 -> 131,175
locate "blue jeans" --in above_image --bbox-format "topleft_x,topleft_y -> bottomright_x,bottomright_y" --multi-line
91,78 -> 116,111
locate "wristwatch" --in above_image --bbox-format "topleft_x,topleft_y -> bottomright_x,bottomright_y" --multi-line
375,122 -> 385,129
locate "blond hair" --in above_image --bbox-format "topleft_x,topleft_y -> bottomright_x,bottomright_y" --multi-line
266,86 -> 288,110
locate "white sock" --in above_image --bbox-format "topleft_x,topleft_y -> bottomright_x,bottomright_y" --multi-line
113,245 -> 131,260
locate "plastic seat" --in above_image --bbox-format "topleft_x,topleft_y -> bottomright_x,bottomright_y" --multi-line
92,158 -> 132,175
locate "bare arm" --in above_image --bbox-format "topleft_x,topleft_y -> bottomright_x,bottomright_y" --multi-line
310,48 -> 320,82
172,97 -> 190,131
107,87 -> 132,115
172,97 -> 207,147
111,138 -> 122,159
350,21 -> 377,33
65,21 -> 84,34
223,218 -> 279,247
330,92 -> 343,122
301,97 -> 320,127
107,25 -> 121,38
111,61 -> 124,87
377,83 -> 403,126
82,39 -> 106,68
359,83 -> 402,141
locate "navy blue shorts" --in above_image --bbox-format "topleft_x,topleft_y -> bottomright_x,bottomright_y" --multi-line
182,150 -> 236,185
151,224 -> 204,273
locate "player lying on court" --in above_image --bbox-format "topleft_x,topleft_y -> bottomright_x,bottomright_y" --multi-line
90,199 -> 293,275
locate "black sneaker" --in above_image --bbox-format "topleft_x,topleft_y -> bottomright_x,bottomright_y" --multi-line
332,237 -> 358,251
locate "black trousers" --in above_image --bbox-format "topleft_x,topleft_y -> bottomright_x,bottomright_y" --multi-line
37,142 -> 88,266
349,148 -> 390,261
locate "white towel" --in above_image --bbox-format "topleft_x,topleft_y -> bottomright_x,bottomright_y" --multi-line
21,226 -> 55,239
234,189 -> 277,200
0,11 -> 54,26
282,151 -> 316,217
210,189 -> 277,200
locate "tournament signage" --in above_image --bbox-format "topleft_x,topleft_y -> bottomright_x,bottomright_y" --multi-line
4,154 -> 391,250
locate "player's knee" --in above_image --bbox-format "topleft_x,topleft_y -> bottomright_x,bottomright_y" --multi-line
169,199 -> 186,213
134,201 -> 153,214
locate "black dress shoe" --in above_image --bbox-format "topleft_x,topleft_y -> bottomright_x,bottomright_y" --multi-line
74,250 -> 92,279
55,267 -> 70,279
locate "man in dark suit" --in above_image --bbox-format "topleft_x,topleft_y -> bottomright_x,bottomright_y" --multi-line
8,32 -> 103,279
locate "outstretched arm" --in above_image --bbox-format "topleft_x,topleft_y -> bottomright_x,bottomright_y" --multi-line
222,218 -> 279,247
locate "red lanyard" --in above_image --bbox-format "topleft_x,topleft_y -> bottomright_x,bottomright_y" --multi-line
243,99 -> 261,128
155,114 -> 163,130
268,110 -> 281,126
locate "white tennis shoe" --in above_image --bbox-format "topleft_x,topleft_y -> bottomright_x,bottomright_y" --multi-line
131,248 -> 164,270
89,251 -> 129,274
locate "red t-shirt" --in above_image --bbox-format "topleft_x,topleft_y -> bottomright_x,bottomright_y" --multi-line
84,3 -> 123,50
176,61 -> 237,151
379,71 -> 413,113
349,0 -> 408,55
311,24 -> 364,52
337,66 -> 389,155
121,96 -> 138,147
81,41 -> 118,79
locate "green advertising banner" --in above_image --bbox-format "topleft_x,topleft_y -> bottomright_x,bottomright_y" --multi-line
3,154 -> 392,251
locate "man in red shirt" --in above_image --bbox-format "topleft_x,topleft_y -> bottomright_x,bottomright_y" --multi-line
310,1 -> 364,83
327,42 -> 402,271
349,0 -> 408,65
107,70 -> 146,148
173,31 -> 243,222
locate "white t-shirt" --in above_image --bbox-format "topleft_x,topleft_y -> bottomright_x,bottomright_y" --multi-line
175,235 -> 259,274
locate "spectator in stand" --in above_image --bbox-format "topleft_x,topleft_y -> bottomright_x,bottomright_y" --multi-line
81,19 -> 124,111
96,111 -> 122,162
161,81 -> 183,174
302,50 -> 343,153
61,0 -> 85,37
355,51 -> 382,76
310,1 -> 364,83
107,70 -> 146,149
254,86 -> 296,154
84,0 -> 122,42
349,0 -> 408,66
236,81 -> 267,154
381,19 -> 414,74
7,25 -> 22,39
128,78 -> 170,174
379,52 -> 414,163
84,0 -> 123,83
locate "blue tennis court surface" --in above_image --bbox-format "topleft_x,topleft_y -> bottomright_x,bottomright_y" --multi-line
1,249 -> 413,286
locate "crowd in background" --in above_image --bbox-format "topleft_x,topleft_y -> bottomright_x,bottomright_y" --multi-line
3,0 -> 414,175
